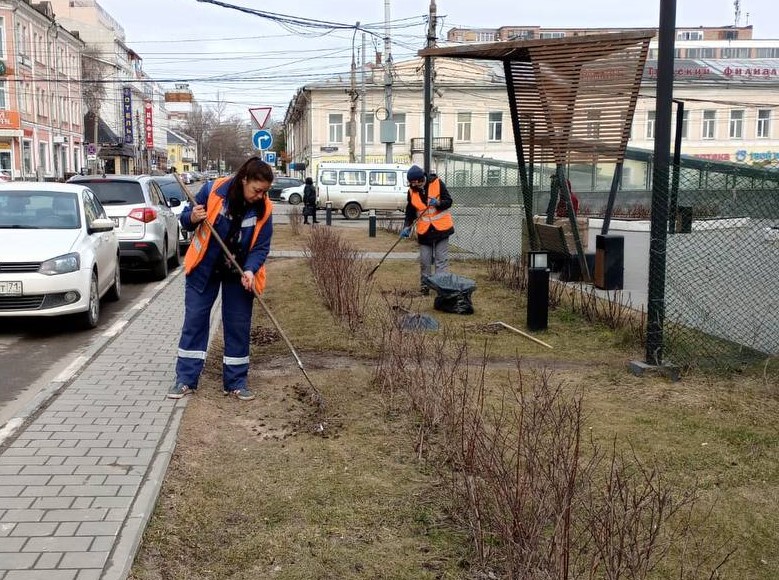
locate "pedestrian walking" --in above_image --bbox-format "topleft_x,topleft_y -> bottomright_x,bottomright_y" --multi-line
302,177 -> 318,224
168,156 -> 274,401
400,165 -> 455,295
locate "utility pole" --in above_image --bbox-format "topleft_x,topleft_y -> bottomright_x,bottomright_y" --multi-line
423,0 -> 437,175
348,22 -> 359,163
360,30 -> 367,163
383,0 -> 394,163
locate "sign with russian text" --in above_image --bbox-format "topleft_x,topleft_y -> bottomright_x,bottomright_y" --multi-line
0,110 -> 21,130
123,87 -> 134,144
144,101 -> 154,148
644,59 -> 779,82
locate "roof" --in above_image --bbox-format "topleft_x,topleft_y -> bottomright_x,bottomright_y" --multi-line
419,31 -> 654,165
0,183 -> 89,194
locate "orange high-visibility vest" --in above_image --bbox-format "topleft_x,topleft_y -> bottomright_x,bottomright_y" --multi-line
184,178 -> 272,294
409,178 -> 453,236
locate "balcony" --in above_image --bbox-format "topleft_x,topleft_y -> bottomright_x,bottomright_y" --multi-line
410,137 -> 454,154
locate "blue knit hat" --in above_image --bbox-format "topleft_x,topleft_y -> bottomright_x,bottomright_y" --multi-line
407,165 -> 425,182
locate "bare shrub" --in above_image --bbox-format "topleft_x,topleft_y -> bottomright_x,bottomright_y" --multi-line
288,204 -> 302,236
304,226 -> 372,331
486,254 -> 527,291
371,314 -> 727,578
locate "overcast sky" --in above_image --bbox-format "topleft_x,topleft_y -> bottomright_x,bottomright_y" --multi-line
96,0 -> 779,122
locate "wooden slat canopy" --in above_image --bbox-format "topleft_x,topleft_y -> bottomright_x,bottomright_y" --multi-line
420,31 -> 653,165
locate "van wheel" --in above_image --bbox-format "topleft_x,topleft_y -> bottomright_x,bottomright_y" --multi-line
343,202 -> 362,220
288,193 -> 302,205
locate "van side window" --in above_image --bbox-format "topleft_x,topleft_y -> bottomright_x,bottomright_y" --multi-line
339,171 -> 366,186
369,171 -> 397,186
321,170 -> 337,185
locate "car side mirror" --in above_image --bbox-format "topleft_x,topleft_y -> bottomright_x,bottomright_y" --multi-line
89,217 -> 115,234
168,198 -> 181,208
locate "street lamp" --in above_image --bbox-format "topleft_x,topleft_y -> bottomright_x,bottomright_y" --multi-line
526,250 -> 549,332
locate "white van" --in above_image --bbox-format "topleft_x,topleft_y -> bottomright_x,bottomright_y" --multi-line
316,163 -> 409,220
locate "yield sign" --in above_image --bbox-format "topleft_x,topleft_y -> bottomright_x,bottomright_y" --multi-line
249,106 -> 272,129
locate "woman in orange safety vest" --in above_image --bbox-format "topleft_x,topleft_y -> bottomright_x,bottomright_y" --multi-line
400,164 -> 455,295
168,156 -> 274,402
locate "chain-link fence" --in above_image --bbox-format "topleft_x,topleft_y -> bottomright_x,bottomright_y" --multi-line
433,150 -> 779,370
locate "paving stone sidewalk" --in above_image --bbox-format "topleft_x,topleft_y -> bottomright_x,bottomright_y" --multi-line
0,273 -> 189,580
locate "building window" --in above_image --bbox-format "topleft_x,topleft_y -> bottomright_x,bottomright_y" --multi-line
38,142 -> 48,172
646,111 -> 656,140
540,31 -> 565,39
362,112 -> 374,144
675,109 -> 689,139
686,47 -> 716,59
729,110 -> 744,139
0,80 -> 6,109
394,113 -> 406,143
677,30 -> 703,40
22,141 -> 32,175
721,48 -> 750,59
488,112 -> 502,141
432,114 -> 441,138
757,109 -> 771,138
702,110 -> 716,139
756,48 -> 779,58
328,113 -> 343,143
477,31 -> 495,42
457,112 -> 472,142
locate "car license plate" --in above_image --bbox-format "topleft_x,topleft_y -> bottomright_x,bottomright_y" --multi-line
0,281 -> 22,296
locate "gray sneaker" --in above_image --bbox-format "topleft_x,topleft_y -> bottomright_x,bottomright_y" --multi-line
226,387 -> 255,401
167,383 -> 194,399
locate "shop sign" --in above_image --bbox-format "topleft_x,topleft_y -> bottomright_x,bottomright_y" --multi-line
0,110 -> 21,130
144,101 -> 154,148
122,87 -> 133,144
735,149 -> 779,162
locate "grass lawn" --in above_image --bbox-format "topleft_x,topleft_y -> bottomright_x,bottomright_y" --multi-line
130,224 -> 779,580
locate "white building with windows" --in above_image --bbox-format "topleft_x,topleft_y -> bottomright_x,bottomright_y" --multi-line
283,58 -> 515,178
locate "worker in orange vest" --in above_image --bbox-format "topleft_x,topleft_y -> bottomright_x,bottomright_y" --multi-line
168,156 -> 274,402
400,165 -> 455,295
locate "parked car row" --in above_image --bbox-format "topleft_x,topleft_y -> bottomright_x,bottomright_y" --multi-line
0,174 -> 188,330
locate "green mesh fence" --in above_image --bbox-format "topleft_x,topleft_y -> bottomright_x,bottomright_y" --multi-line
433,150 -> 779,371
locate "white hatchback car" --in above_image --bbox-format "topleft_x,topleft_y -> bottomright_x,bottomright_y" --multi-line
279,184 -> 305,205
0,183 -> 121,329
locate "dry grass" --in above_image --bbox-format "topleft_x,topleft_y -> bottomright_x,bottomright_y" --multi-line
130,224 -> 779,580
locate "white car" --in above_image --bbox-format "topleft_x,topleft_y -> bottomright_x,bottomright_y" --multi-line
0,182 -> 121,329
280,184 -> 305,205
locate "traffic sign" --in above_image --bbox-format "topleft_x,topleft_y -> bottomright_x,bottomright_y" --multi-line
249,106 -> 272,129
252,129 -> 273,150
86,143 -> 97,156
264,151 -> 277,165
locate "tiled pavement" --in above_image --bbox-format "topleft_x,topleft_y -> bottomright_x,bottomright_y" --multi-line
0,249 -> 422,579
0,271 -> 191,580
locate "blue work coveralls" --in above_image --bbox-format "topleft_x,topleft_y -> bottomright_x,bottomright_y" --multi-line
175,178 -> 273,392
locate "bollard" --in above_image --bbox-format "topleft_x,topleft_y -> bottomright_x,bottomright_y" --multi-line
368,209 -> 376,237
325,201 -> 332,226
526,251 -> 549,332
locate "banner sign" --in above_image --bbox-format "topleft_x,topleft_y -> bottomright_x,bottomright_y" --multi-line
644,58 -> 779,82
144,101 -> 154,148
123,87 -> 133,144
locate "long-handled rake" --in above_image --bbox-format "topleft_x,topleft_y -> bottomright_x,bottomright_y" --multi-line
366,216 -> 419,280
174,175 -> 326,413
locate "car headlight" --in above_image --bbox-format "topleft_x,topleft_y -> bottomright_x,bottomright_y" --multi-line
39,253 -> 80,275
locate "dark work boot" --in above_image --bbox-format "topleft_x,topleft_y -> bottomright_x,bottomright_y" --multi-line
420,285 -> 430,296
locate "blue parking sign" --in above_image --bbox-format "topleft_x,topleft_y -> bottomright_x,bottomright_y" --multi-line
264,151 -> 277,165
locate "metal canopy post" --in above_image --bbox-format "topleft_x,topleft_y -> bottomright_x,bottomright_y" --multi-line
504,60 -> 536,250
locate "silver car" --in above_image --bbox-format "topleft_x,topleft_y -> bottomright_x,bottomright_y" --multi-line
68,175 -> 180,280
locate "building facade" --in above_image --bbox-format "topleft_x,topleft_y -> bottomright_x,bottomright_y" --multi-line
1,0 -> 85,180
284,58 -> 514,178
50,0 -> 169,174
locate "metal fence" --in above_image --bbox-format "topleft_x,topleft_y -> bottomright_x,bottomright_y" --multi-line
433,150 -> 779,370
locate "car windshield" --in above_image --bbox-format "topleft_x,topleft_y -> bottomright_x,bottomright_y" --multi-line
79,181 -> 144,205
0,191 -> 80,229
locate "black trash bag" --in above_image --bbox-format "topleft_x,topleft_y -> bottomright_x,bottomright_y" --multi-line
423,273 -> 477,315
